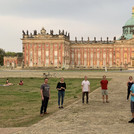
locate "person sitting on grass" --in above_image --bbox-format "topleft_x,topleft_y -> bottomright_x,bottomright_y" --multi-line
100,75 -> 109,103
128,83 -> 134,123
19,80 -> 23,85
5,79 -> 13,86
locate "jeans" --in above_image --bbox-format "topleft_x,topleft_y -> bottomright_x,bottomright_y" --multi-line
127,88 -> 130,100
82,92 -> 89,103
40,96 -> 49,114
58,90 -> 65,106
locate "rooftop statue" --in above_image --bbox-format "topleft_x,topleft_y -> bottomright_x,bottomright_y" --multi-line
34,30 -> 37,35
27,30 -> 29,35
59,30 -> 61,35
62,30 -> 64,35
50,30 -> 53,35
22,30 -> 25,35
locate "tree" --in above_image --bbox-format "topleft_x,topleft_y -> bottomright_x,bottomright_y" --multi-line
5,52 -> 17,57
16,52 -> 23,57
5,52 -> 23,57
0,51 -> 23,66
0,48 -> 5,66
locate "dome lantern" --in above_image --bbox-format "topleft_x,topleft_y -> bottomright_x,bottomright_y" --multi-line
132,6 -> 134,18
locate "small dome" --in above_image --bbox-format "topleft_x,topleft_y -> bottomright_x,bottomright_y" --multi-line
125,17 -> 134,26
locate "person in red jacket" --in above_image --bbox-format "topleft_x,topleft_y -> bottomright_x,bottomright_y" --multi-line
19,80 -> 23,85
100,75 -> 109,103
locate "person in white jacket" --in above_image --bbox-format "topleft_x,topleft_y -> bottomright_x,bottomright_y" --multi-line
81,76 -> 90,104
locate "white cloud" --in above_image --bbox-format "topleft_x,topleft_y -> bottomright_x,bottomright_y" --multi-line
0,0 -> 133,52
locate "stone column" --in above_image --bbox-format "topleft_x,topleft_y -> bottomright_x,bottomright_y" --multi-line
32,45 -> 34,66
57,44 -> 59,67
44,44 -> 46,66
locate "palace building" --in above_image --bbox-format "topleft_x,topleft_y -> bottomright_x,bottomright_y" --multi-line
4,7 -> 134,69
4,56 -> 23,69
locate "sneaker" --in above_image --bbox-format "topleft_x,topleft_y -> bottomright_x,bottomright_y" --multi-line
44,112 -> 48,114
61,106 -> 64,108
59,106 -> 61,109
106,101 -> 109,103
128,118 -> 134,123
40,113 -> 44,117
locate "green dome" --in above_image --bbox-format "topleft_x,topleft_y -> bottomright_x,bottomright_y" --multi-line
125,17 -> 134,26
119,7 -> 134,40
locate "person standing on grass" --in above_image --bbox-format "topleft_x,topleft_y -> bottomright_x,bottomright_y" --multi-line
128,83 -> 134,123
127,76 -> 134,101
81,76 -> 90,104
100,75 -> 109,103
56,77 -> 66,109
40,78 -> 50,117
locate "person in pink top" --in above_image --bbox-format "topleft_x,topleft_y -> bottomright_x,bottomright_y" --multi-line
5,79 -> 13,86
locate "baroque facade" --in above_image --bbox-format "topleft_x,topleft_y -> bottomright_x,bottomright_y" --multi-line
21,7 -> 134,69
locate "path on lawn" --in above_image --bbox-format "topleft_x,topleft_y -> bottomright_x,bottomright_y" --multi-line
0,71 -> 134,134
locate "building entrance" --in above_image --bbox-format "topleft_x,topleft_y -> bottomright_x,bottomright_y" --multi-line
132,60 -> 134,67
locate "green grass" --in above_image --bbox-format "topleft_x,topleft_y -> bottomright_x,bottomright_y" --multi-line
0,77 -> 104,127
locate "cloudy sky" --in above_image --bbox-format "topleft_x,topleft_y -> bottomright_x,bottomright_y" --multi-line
0,0 -> 133,52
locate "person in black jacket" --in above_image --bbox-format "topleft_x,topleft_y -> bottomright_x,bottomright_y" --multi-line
56,77 -> 66,108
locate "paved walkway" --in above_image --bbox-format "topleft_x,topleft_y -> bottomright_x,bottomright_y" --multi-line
0,128 -> 24,134
0,71 -> 134,134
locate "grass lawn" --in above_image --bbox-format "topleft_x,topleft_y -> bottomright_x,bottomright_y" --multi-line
0,77 -> 103,127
